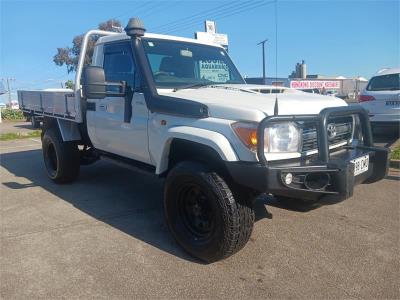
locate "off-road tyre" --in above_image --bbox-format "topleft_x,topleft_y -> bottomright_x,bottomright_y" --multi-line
164,161 -> 255,263
42,127 -> 80,183
31,116 -> 40,129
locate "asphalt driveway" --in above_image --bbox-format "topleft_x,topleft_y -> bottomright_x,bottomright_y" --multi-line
0,138 -> 399,299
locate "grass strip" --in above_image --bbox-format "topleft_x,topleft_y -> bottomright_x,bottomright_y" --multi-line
0,130 -> 41,141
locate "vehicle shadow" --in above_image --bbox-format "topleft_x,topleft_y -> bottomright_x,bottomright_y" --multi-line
0,149 -> 273,263
385,175 -> 400,181
372,127 -> 399,147
259,189 -> 354,212
263,171 -> 399,212
14,124 -> 37,130
264,196 -> 343,213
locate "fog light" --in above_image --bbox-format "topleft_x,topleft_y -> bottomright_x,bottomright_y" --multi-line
304,172 -> 330,190
285,173 -> 293,185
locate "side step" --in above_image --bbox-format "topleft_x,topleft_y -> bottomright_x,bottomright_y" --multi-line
99,152 -> 156,176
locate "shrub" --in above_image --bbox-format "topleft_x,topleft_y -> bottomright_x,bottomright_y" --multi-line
391,146 -> 400,160
0,108 -> 25,121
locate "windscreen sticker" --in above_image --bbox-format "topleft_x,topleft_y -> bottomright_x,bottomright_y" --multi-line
199,60 -> 230,83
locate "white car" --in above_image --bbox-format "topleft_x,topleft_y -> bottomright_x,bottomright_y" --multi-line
245,85 -> 301,94
326,90 -> 338,97
359,68 -> 400,128
7,100 -> 19,110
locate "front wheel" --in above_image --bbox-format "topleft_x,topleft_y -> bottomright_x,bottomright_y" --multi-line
164,162 -> 255,263
42,128 -> 80,183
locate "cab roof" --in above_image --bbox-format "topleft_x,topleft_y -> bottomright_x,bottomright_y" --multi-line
96,32 -> 223,48
375,67 -> 400,76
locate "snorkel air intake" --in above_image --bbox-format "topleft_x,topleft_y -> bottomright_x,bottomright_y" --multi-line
124,18 -> 146,37
124,17 -> 209,118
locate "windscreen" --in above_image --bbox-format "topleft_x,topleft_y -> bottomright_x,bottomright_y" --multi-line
142,38 -> 245,88
366,73 -> 400,91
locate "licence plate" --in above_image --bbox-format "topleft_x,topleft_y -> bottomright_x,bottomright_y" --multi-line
351,155 -> 369,176
385,100 -> 400,107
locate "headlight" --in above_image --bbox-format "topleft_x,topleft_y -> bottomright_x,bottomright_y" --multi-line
232,122 -> 258,151
264,122 -> 302,153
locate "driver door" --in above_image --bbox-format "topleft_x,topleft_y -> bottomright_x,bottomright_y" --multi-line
93,42 -> 151,164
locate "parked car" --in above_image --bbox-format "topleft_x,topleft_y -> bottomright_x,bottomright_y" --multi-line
300,88 -> 321,94
246,85 -> 301,94
358,68 -> 400,130
18,18 -> 389,263
7,100 -> 19,110
326,90 -> 338,97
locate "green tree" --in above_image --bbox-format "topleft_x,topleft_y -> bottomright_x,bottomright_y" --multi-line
65,80 -> 74,89
53,19 -> 122,74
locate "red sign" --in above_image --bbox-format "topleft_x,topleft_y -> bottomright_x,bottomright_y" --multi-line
290,80 -> 341,90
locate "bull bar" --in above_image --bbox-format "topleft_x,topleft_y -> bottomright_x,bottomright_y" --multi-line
225,106 -> 390,201
256,106 -> 374,165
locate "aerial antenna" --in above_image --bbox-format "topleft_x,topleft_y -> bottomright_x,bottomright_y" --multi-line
273,0 -> 279,116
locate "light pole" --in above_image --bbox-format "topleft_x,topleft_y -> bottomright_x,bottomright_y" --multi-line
257,39 -> 268,84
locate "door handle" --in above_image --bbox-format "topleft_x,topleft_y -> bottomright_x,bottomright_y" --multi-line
99,104 -> 107,111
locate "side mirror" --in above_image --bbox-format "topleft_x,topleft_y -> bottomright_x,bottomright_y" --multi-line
82,66 -> 106,99
82,66 -> 127,99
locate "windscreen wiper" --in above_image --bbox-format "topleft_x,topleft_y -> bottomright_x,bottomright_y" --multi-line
173,82 -> 211,92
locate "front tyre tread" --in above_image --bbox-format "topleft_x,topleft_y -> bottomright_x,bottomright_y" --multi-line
164,162 -> 254,263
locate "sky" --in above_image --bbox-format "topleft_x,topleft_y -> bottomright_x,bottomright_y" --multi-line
0,0 -> 399,102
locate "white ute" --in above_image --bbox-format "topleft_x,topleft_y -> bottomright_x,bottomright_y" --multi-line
18,18 -> 389,262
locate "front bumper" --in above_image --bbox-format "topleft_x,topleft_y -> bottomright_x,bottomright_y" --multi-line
226,106 -> 390,201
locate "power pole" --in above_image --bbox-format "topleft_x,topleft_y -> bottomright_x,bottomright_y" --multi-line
257,39 -> 268,84
1,77 -> 15,105
6,78 -> 12,105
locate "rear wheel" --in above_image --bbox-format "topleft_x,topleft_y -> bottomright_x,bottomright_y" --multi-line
164,161 -> 255,263
42,128 -> 80,183
31,116 -> 40,129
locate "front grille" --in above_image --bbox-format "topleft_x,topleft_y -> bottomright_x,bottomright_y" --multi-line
301,116 -> 353,152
